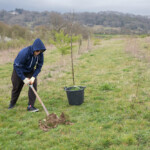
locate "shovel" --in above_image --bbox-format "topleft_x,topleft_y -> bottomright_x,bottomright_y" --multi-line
29,84 -> 49,116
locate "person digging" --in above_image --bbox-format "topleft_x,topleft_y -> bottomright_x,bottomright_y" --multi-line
8,38 -> 46,112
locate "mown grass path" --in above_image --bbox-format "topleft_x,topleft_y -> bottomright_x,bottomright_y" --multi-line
0,37 -> 150,149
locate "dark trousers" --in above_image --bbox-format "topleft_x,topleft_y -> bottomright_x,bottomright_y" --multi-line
10,69 -> 37,106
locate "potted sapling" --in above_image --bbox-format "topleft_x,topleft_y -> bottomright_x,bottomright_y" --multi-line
64,23 -> 86,105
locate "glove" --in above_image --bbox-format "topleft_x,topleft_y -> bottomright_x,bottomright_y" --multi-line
23,78 -> 30,85
29,77 -> 35,85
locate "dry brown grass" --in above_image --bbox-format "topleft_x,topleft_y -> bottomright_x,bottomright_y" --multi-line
124,37 -> 150,63
0,48 -> 19,64
0,40 -> 99,86
0,45 -> 54,65
124,36 -> 150,102
39,40 -> 98,84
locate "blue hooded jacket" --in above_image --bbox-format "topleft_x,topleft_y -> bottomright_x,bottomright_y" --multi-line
14,38 -> 46,80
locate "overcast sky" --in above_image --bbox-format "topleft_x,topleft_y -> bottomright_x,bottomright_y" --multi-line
0,0 -> 150,16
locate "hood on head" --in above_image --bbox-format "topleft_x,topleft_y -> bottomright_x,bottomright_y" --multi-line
32,38 -> 46,52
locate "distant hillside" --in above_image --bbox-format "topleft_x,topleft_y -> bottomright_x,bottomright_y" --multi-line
0,9 -> 50,28
0,9 -> 150,34
72,11 -> 150,34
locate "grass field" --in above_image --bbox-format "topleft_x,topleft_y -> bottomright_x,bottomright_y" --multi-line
0,36 -> 150,150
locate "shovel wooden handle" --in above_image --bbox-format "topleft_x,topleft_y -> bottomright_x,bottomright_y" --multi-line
29,85 -> 49,116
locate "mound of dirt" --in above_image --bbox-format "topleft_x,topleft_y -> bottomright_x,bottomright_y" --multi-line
39,112 -> 73,131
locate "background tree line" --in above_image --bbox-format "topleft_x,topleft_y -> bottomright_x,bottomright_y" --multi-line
0,9 -> 150,34
1,8 -> 150,50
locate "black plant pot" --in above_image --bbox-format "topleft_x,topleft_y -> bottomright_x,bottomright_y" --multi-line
64,86 -> 86,105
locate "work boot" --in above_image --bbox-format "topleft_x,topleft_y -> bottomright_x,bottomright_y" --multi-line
27,105 -> 39,112
8,103 -> 15,109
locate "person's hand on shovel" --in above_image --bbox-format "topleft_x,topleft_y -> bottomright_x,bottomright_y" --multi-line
23,78 -> 30,85
29,77 -> 35,85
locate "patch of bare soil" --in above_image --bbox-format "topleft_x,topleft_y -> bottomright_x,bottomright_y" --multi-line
16,131 -> 23,135
39,112 -> 73,131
